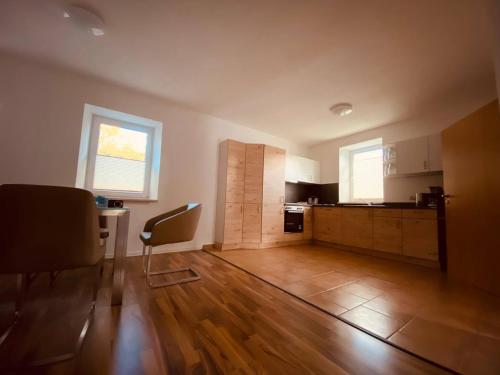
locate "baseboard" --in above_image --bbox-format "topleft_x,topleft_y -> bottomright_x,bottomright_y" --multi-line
313,240 -> 439,268
209,239 -> 313,252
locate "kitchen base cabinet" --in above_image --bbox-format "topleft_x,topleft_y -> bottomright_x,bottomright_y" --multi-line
373,218 -> 402,254
313,206 -> 439,265
373,209 -> 402,254
340,208 -> 372,249
303,207 -> 313,240
313,208 -> 341,243
402,219 -> 438,261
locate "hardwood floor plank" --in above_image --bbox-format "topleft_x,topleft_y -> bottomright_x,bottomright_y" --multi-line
0,250 -> 448,374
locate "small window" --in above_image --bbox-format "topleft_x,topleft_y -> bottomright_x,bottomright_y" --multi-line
76,104 -> 162,200
339,138 -> 383,203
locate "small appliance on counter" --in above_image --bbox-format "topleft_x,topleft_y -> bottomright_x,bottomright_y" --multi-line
284,205 -> 304,233
415,186 -> 444,207
307,197 -> 319,205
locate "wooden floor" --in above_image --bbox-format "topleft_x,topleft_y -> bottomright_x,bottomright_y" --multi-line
0,250 -> 448,374
212,244 -> 500,374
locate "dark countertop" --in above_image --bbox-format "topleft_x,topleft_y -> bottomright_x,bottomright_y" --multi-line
286,202 -> 437,210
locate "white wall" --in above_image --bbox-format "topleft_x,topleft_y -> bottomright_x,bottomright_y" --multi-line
0,52 -> 308,256
310,89 -> 496,201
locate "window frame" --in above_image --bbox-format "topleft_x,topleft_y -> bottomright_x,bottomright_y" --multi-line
76,104 -> 163,201
349,144 -> 384,203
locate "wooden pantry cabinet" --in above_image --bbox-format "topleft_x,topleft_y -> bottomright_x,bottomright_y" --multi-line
215,140 -> 246,249
261,146 -> 286,243
215,140 -> 286,250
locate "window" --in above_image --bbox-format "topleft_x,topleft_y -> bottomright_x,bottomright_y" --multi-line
339,138 -> 383,202
76,104 -> 162,200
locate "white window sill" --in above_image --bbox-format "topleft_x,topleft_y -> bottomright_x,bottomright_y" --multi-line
107,197 -> 158,202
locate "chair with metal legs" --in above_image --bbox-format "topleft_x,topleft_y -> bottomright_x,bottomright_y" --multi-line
139,203 -> 202,288
0,184 -> 106,367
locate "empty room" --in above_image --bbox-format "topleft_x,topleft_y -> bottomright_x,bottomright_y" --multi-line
1,0 -> 500,374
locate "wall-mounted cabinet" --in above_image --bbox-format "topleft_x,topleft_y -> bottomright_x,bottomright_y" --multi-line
285,155 -> 320,183
384,133 -> 442,177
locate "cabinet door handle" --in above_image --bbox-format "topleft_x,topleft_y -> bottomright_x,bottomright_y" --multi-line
423,160 -> 428,170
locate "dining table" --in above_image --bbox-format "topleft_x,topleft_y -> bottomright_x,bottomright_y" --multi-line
97,207 -> 130,306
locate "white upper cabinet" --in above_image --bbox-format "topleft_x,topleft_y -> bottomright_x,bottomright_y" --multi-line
427,133 -> 442,171
388,133 -> 442,176
285,155 -> 320,183
395,136 -> 429,174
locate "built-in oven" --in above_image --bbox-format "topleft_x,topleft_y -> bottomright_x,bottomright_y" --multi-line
284,205 -> 304,233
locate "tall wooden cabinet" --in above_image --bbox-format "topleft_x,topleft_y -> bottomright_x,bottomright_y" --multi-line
215,140 -> 286,250
215,140 -> 246,249
261,146 -> 286,243
242,144 -> 264,244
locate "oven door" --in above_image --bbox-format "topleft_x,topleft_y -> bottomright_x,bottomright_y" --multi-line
284,209 -> 304,233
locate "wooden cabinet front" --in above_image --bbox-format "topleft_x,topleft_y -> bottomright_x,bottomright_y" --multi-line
313,207 -> 341,243
402,219 -> 438,260
225,140 -> 246,203
340,208 -> 373,249
223,203 -> 243,244
262,146 -> 285,243
242,203 -> 261,243
244,144 -> 264,204
303,207 -> 312,240
373,217 -> 402,253
261,203 -> 284,242
262,146 -> 285,204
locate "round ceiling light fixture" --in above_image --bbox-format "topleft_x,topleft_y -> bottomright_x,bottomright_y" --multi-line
63,5 -> 105,37
330,103 -> 353,117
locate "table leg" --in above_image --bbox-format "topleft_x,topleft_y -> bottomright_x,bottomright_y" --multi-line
111,211 -> 130,306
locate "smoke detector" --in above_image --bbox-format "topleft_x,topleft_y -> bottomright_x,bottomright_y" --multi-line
63,5 -> 105,37
330,103 -> 353,117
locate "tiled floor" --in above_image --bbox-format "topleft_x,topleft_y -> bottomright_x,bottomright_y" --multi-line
210,245 -> 500,374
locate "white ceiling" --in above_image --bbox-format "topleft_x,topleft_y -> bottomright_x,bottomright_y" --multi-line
0,0 -> 496,145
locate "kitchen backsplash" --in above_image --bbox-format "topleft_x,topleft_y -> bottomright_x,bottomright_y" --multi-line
384,173 -> 444,202
285,182 -> 339,204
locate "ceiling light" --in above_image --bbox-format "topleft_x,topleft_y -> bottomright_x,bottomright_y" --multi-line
62,5 -> 105,37
330,103 -> 353,117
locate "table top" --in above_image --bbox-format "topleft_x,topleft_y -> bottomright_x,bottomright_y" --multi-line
97,206 -> 130,216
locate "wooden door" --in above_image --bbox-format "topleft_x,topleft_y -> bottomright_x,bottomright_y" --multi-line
442,100 -> 500,295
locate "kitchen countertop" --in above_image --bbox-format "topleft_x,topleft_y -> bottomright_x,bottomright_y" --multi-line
285,202 -> 437,209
